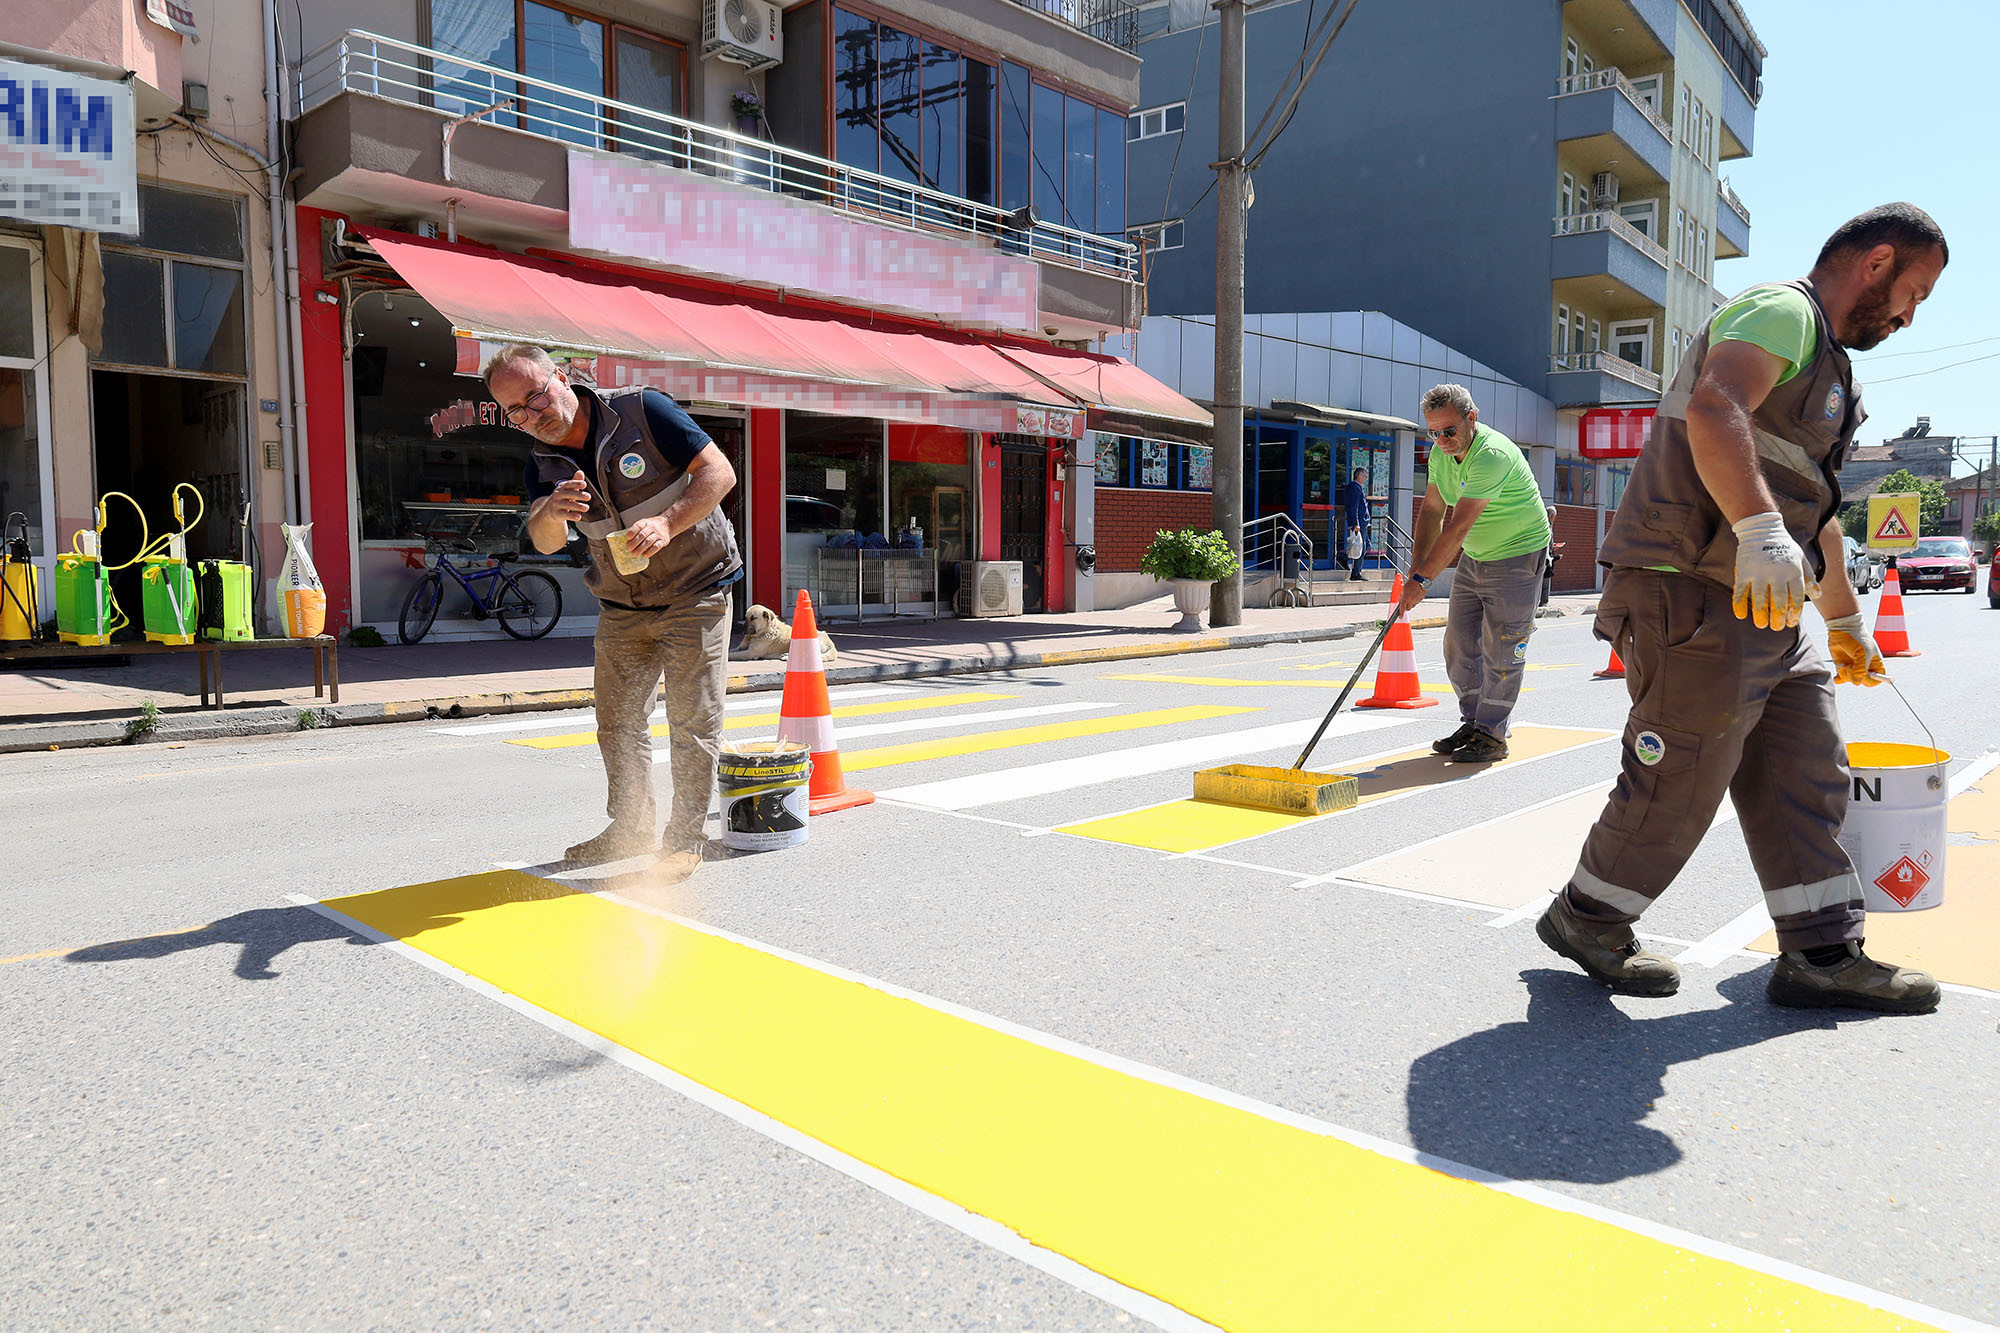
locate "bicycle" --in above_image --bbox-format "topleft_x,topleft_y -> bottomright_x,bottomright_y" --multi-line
398,536 -> 563,645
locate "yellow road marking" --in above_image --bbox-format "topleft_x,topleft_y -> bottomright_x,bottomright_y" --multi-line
1060,726 -> 1610,854
1,922 -> 211,967
1747,769 -> 2000,992
510,692 -> 1018,749
840,705 -> 1254,772
326,871 -> 1935,1333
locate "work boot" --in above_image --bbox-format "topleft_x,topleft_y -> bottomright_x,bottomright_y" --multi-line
1431,723 -> 1476,755
1446,728 -> 1509,763
1767,944 -> 1940,1014
562,822 -> 656,867
1535,895 -> 1680,996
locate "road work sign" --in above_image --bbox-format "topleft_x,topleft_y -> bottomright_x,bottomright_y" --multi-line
1867,493 -> 1920,552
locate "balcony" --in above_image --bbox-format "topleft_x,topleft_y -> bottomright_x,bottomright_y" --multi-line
1551,68 -> 1673,189
1551,210 -> 1670,309
1004,0 -> 1142,52
291,30 -> 1140,337
1561,0 -> 1675,65
1546,350 -> 1662,408
1715,177 -> 1750,258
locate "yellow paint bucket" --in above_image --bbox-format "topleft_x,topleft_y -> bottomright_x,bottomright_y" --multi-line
719,740 -> 813,852
1840,742 -> 1948,912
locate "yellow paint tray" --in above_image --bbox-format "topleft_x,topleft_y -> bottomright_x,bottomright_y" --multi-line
1193,764 -> 1359,816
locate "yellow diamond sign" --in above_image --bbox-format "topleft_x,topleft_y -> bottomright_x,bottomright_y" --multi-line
1867,493 -> 1920,552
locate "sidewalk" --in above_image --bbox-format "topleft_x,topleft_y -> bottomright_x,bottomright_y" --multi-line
1,592 -> 1601,751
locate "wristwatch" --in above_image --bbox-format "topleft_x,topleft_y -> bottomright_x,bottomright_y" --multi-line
1408,572 -> 1431,589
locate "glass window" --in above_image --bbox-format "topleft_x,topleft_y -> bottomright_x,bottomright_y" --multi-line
1094,434 -> 1123,485
999,62 -> 1032,212
172,264 -> 247,377
432,0 -> 520,122
98,251 -> 168,368
919,41 -> 961,195
1184,444 -> 1212,491
0,246 -> 31,360
833,8 -> 878,173
887,425 -> 971,570
0,368 -> 40,539
964,58 -> 995,206
1063,95 -> 1094,231
1164,104 -> 1184,133
138,185 -> 243,262
877,23 -> 920,185
614,30 -> 682,116
522,2 -> 605,146
1032,82 -> 1065,220
1138,439 -> 1169,488
1095,106 -> 1124,237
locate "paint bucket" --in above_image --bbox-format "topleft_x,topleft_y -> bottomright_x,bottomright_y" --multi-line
718,740 -> 813,852
1839,742 -> 1949,912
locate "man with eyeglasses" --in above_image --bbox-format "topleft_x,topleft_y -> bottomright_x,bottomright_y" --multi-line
1394,384 -> 1552,763
486,344 -> 742,881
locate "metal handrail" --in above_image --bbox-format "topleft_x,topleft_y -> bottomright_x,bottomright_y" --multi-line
1551,67 -> 1672,141
1718,176 -> 1752,225
1244,511 -> 1316,608
1547,350 -> 1664,393
295,30 -> 1139,280
1552,209 -> 1670,269
1003,0 -> 1141,50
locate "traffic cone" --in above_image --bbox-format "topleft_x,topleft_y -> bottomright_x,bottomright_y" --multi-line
774,590 -> 876,814
1593,645 -> 1626,679
1874,563 -> 1921,658
1356,574 -> 1440,710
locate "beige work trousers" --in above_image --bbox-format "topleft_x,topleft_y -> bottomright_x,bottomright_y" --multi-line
1561,569 -> 1864,952
592,592 -> 730,852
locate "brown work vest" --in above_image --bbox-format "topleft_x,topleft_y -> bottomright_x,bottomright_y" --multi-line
531,385 -> 740,608
1600,278 -> 1865,584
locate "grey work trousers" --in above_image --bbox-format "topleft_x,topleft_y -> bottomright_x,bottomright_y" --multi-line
1561,569 -> 1863,952
592,593 -> 730,852
1443,548 -> 1546,739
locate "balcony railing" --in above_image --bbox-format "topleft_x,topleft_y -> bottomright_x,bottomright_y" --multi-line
296,30 -> 1138,281
1718,176 -> 1751,225
1548,350 -> 1663,394
1004,0 -> 1141,51
1552,67 -> 1672,141
1552,209 -> 1669,269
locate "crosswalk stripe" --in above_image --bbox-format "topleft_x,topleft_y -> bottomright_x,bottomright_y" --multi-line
509,691 -> 1018,749
432,685 -> 913,736
665,702 -> 1118,761
878,713 -> 1405,811
839,705 -> 1256,773
1060,726 -> 1614,856
316,871 -> 1953,1333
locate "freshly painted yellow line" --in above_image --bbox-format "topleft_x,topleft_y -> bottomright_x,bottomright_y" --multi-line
509,692 -> 1017,749
839,705 -> 1254,772
327,871 -> 1932,1333
1104,673 -> 1518,694
1060,726 -> 1609,854
1747,769 -> 2000,992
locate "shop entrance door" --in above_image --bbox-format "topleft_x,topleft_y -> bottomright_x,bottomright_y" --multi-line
691,413 -> 748,638
998,443 -> 1047,614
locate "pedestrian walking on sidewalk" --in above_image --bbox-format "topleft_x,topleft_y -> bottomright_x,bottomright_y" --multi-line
1538,203 -> 1948,1013
1396,384 -> 1552,763
486,345 -> 742,882
1341,467 -> 1370,581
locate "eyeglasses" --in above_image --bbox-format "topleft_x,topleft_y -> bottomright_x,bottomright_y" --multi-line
1420,426 -> 1463,441
500,373 -> 556,429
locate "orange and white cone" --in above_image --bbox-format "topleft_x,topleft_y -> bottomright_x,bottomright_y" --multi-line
774,590 -> 876,814
1874,563 -> 1921,658
1593,645 -> 1627,679
1356,574 -> 1440,710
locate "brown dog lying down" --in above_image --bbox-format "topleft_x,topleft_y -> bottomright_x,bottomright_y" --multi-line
740,603 -> 839,663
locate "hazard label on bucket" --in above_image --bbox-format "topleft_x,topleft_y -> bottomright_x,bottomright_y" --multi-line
1873,855 -> 1930,908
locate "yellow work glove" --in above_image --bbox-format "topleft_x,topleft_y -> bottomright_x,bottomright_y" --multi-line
1730,512 -> 1818,629
1823,612 -> 1887,686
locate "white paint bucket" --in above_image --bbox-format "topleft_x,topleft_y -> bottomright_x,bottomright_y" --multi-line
1839,742 -> 1949,913
718,740 -> 812,852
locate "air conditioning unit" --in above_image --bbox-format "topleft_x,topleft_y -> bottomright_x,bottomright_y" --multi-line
703,0 -> 784,72
956,561 -> 1024,618
1591,171 -> 1621,206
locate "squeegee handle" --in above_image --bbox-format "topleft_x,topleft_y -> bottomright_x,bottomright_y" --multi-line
1289,611 -> 1401,772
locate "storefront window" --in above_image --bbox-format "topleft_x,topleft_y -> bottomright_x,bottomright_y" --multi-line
887,424 -> 971,559
1,242 -> 42,540
97,185 -> 247,377
171,265 -> 247,377
97,252 -> 168,368
784,413 -> 885,607
0,246 -> 32,361
1094,436 -> 1209,491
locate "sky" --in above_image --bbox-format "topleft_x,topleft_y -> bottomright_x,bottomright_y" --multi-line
1716,0 -> 1999,475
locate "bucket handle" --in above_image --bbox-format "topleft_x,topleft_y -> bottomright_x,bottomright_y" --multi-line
1882,677 -> 1946,793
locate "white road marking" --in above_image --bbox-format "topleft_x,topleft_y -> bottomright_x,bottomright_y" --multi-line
876,712 -> 1408,811
671,701 -> 1117,761
430,684 -> 916,735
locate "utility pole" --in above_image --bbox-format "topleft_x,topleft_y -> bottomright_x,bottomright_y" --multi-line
1210,0 -> 1246,627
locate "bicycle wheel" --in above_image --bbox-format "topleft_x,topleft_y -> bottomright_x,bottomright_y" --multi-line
398,572 -> 443,645
496,569 -> 562,640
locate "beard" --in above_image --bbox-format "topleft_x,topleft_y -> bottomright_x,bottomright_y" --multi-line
1842,267 -> 1903,350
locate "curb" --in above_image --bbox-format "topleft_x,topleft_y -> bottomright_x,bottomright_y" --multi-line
0,622 -> 1361,753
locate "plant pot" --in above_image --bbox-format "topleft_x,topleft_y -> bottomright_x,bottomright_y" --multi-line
1170,577 -> 1210,632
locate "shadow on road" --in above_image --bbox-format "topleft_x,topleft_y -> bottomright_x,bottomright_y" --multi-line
1405,967 -> 1838,1185
63,905 -> 376,981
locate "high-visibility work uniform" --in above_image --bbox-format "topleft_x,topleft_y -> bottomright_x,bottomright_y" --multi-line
1560,278 -> 1869,951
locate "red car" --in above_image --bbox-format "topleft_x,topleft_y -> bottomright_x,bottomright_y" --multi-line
1896,536 -> 1979,593
1990,546 -> 1999,609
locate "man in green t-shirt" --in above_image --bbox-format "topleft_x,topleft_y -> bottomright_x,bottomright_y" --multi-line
1394,384 -> 1552,762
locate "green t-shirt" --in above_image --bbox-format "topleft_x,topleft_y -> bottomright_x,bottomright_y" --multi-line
1709,286 -> 1818,385
1428,424 -> 1552,562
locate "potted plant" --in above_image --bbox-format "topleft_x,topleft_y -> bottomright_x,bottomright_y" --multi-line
1139,527 -> 1241,631
730,90 -> 764,137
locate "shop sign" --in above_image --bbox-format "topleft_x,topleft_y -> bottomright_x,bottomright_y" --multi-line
431,398 -> 502,437
1578,407 -> 1654,460
0,58 -> 138,233
144,0 -> 202,42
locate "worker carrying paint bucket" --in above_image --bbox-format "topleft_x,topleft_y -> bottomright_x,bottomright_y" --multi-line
1536,204 -> 1951,1015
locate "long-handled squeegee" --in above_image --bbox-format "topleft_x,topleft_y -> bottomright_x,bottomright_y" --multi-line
1189,611 -> 1402,815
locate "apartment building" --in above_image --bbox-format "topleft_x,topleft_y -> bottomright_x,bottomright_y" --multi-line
1122,0 -> 1763,590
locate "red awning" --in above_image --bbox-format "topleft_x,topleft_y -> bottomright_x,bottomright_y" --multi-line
360,228 -> 1197,440
996,343 -> 1213,443
1579,407 -> 1656,460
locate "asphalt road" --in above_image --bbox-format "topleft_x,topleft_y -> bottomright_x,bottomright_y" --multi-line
5,586 -> 1996,1330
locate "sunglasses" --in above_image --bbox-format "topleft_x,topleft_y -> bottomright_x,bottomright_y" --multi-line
500,372 -> 557,429
1420,425 -> 1464,441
